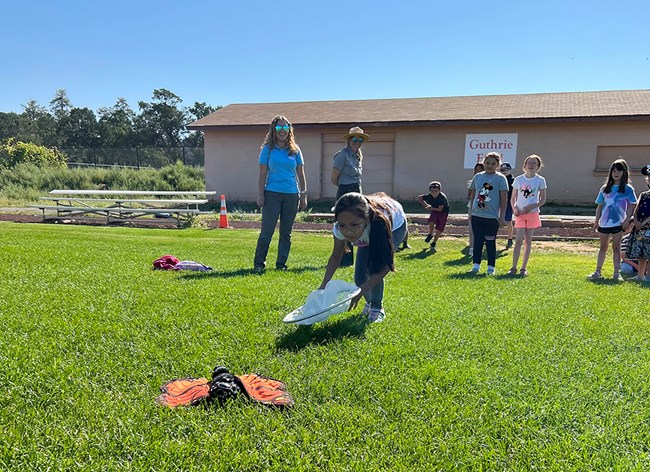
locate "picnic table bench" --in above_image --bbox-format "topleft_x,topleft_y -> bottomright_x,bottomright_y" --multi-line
32,190 -> 217,226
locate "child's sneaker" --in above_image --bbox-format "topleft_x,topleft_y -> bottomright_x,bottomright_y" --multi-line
469,264 -> 480,274
361,303 -> 372,316
587,271 -> 603,280
424,234 -> 433,243
505,239 -> 513,249
486,266 -> 496,276
519,268 -> 528,277
507,267 -> 518,275
612,272 -> 622,281
430,241 -> 437,250
367,307 -> 385,323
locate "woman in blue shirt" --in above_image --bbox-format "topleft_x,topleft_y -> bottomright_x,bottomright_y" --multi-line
253,116 -> 307,272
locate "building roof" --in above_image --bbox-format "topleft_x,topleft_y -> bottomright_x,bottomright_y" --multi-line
187,90 -> 650,129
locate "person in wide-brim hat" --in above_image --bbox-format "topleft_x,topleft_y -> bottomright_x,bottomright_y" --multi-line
342,126 -> 370,141
330,126 -> 369,268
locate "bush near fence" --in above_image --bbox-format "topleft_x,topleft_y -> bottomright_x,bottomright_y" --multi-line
61,147 -> 204,169
0,162 -> 206,202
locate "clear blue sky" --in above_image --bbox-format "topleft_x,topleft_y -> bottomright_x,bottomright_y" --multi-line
2,0 -> 649,114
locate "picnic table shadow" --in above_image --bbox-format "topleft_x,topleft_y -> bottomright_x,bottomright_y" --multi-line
179,265 -> 322,280
275,313 -> 368,353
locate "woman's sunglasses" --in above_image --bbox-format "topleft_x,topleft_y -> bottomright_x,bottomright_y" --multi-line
275,125 -> 290,132
350,137 -> 364,144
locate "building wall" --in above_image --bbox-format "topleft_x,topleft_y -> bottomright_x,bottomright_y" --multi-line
204,120 -> 650,204
203,128 -> 324,203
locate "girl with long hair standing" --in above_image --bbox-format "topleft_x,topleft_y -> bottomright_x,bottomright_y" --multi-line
588,158 -> 636,280
508,154 -> 547,276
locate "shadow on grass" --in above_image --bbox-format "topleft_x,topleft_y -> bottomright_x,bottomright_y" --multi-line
444,254 -> 472,267
447,271 -> 485,280
179,265 -> 322,279
444,247 -> 509,267
275,314 -> 368,353
587,278 -> 628,286
448,267 -> 529,279
401,247 -> 436,260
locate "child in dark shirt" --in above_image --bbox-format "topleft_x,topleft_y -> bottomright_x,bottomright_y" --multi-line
500,162 -> 515,248
418,181 -> 450,250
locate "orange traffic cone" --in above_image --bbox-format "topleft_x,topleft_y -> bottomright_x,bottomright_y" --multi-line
219,194 -> 229,228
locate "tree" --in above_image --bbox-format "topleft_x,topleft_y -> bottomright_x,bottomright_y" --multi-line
58,107 -> 99,148
50,89 -> 74,147
136,89 -> 187,147
183,102 -> 220,147
49,89 -> 72,121
20,100 -> 57,146
97,98 -> 136,147
0,112 -> 25,143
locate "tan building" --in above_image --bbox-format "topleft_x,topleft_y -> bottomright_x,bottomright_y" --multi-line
188,90 -> 650,204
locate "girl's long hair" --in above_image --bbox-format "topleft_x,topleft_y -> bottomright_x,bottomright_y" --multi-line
334,192 -> 395,274
260,115 -> 300,155
604,158 -> 629,194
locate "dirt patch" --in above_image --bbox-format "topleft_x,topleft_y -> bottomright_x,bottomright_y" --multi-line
532,240 -> 597,254
0,213 -> 41,224
1,211 -> 598,245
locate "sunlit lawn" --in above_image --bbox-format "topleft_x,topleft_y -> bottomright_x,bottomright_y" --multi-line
0,222 -> 648,471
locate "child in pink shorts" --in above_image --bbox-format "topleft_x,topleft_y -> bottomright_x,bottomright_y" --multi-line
509,155 -> 547,276
418,181 -> 449,251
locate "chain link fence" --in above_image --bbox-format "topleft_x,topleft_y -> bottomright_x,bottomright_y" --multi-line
62,147 -> 204,169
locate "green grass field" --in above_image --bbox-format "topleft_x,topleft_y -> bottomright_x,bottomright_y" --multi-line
0,223 -> 648,471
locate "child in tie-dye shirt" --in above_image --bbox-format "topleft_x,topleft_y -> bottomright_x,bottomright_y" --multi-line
588,158 -> 637,281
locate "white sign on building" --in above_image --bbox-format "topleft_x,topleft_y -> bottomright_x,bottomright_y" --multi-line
464,133 -> 518,168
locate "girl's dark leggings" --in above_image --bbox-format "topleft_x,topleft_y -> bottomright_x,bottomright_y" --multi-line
471,215 -> 499,266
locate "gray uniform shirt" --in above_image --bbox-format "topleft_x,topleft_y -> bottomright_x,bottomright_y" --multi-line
332,147 -> 362,186
470,172 -> 509,220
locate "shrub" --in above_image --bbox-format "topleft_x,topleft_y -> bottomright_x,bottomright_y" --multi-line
0,163 -> 206,202
0,138 -> 67,168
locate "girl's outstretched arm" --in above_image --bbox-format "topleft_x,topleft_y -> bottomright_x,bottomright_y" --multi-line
319,238 -> 347,289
